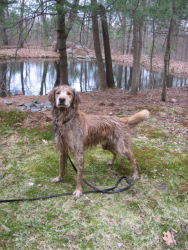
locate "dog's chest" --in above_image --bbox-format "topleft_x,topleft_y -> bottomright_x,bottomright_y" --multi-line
55,121 -> 83,150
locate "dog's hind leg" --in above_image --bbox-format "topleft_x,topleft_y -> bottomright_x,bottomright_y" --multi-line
117,140 -> 140,180
125,150 -> 139,180
102,142 -> 117,165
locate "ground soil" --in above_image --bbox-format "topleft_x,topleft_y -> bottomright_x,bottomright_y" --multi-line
0,86 -> 188,139
0,46 -> 188,78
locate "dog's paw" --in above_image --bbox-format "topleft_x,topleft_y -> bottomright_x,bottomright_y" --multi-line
107,160 -> 113,166
51,176 -> 62,183
73,189 -> 83,199
132,173 -> 140,180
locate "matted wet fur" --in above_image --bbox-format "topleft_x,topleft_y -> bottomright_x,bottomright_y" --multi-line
49,85 -> 150,199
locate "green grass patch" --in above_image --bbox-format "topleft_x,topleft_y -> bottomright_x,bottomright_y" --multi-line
20,124 -> 53,141
0,111 -> 187,249
0,110 -> 28,127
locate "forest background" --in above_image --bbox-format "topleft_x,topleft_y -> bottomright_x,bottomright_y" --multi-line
0,0 -> 188,100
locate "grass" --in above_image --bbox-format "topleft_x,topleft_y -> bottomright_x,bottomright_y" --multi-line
0,110 -> 187,249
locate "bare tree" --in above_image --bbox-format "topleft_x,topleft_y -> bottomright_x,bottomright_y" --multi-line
17,0 -> 25,48
99,4 -> 114,88
161,1 -> 176,101
91,0 -> 107,90
20,62 -> 25,95
0,64 -> 7,97
126,21 -> 132,54
56,1 -> 68,84
149,19 -> 155,88
38,0 -> 49,46
56,0 -> 79,85
0,0 -> 9,45
40,62 -> 48,95
131,15 -> 143,95
117,13 -> 126,88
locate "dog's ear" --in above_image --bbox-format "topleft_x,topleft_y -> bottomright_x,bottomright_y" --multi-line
72,89 -> 80,109
48,88 -> 56,108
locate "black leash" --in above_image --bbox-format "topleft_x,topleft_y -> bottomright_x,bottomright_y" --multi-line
0,154 -> 131,203
67,154 -> 131,194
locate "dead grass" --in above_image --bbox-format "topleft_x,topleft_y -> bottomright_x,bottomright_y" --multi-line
0,110 -> 187,249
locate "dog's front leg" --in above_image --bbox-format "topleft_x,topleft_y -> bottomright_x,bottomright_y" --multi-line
73,154 -> 84,199
51,148 -> 67,183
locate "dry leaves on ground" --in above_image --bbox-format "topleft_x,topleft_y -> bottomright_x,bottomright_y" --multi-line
163,230 -> 177,246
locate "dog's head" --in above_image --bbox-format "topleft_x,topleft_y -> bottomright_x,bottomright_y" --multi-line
48,85 -> 80,110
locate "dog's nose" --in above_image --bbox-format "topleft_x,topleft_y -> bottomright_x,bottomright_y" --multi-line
59,98 -> 65,104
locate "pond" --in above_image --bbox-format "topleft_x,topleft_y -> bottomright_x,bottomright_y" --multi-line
0,59 -> 187,97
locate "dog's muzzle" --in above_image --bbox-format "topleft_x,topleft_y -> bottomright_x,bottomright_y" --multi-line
58,98 -> 67,108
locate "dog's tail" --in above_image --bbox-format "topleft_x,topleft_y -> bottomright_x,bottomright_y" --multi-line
127,109 -> 150,128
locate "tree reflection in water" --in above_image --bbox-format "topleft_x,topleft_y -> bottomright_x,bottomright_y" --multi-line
0,59 -> 187,97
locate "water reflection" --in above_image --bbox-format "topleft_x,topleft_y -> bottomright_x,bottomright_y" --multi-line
0,59 -> 187,96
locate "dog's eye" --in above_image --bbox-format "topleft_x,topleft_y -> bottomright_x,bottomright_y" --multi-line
56,92 -> 60,95
67,92 -> 72,96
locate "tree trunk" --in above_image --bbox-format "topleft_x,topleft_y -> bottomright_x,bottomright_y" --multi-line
149,20 -> 155,88
84,61 -> 87,91
0,63 -> 7,97
117,14 -> 126,88
54,61 -> 60,86
142,22 -> 147,52
116,66 -> 122,88
121,15 -> 126,55
128,67 -> 132,90
80,61 -> 83,92
40,62 -> 48,95
91,0 -> 107,90
57,0 -> 69,85
131,17 -> 143,95
39,0 -> 49,46
20,62 -> 25,95
99,4 -> 114,88
161,17 -> 175,101
1,26 -> 8,46
18,0 -> 25,48
0,1 -> 8,45
124,66 -> 127,89
126,21 -> 132,54
56,0 -> 79,85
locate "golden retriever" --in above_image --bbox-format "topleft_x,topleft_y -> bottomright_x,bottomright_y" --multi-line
49,85 -> 149,198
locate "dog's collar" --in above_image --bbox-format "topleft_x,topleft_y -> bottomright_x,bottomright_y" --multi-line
55,117 -> 72,126
62,117 -> 72,124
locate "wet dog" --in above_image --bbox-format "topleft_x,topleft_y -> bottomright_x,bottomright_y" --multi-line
49,85 -> 149,198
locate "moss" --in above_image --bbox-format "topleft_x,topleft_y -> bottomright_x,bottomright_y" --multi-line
0,110 -> 28,127
134,105 -> 165,115
116,111 -> 125,117
146,129 -> 169,139
21,124 -> 53,141
133,146 -> 163,178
